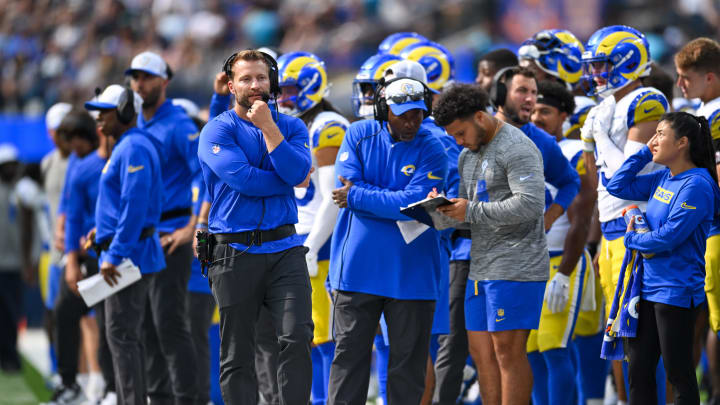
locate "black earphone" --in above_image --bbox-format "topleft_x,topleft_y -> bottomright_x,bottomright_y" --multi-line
489,66 -> 517,109
372,77 -> 433,122
116,87 -> 136,125
222,50 -> 280,96
95,86 -> 136,125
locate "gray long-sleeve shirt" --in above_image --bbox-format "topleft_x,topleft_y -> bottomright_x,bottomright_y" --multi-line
432,123 -> 549,282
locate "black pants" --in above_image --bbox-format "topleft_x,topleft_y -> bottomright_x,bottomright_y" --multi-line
54,258 -> 114,389
106,273 -> 152,405
186,292 -> 215,405
209,244 -> 313,405
433,260 -> 470,405
256,306 -> 280,405
627,299 -> 700,405
0,272 -> 22,370
328,291 -> 436,405
143,242 -> 198,404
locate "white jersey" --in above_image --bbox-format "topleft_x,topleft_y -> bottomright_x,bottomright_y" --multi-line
562,96 -> 596,138
696,96 -> 720,164
546,138 -> 584,251
295,111 -> 350,235
592,86 -> 668,222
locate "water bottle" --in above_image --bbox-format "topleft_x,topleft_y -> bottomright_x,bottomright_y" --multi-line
622,205 -> 654,258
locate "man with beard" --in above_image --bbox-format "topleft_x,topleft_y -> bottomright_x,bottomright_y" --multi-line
492,66 -> 579,232
125,51 -> 199,405
430,83 -> 547,405
198,49 -> 313,405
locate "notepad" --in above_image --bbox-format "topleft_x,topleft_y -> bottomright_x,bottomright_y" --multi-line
77,259 -> 142,307
400,195 -> 453,227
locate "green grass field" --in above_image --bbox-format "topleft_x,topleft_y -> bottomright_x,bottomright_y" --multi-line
0,357 -> 51,405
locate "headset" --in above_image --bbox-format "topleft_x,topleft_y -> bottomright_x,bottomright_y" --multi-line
97,86 -> 135,125
373,77 -> 433,122
489,66 -> 517,109
222,50 -> 280,96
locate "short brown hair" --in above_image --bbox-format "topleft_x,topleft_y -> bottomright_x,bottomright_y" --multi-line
501,66 -> 537,88
675,38 -> 720,74
224,50 -> 272,79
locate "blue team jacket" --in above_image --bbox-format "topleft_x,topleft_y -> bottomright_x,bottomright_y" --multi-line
607,146 -> 720,307
329,119 -> 448,300
57,153 -> 79,216
95,128 -> 165,274
520,123 -> 580,211
64,151 -> 105,254
138,100 -> 201,232
198,109 -> 311,254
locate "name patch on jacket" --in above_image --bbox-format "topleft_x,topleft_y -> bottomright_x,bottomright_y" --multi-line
653,186 -> 674,204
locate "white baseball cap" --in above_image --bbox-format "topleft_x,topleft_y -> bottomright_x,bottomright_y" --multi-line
385,78 -> 428,116
0,144 -> 19,165
172,98 -> 199,119
84,85 -> 143,115
384,60 -> 439,94
45,102 -> 73,131
125,51 -> 170,79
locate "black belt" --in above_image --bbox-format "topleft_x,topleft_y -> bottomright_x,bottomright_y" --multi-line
213,224 -> 296,247
451,229 -> 471,242
160,207 -> 192,222
94,226 -> 156,254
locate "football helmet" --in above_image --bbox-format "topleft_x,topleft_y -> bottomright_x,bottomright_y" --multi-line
378,32 -> 428,55
581,25 -> 651,97
351,53 -> 402,118
399,41 -> 455,91
518,29 -> 584,85
276,52 -> 329,116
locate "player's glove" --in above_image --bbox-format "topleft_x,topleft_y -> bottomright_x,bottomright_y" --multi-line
305,250 -> 318,277
545,272 -> 570,313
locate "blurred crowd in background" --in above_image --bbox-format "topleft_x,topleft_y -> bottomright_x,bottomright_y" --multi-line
1,0 -> 719,118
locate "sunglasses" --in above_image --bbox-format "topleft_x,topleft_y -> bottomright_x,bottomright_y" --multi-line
387,91 -> 425,104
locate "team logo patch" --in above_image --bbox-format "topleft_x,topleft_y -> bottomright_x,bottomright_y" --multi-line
481,160 -> 488,173
401,82 -> 414,94
212,145 -> 221,154
652,186 -> 674,204
681,202 -> 696,210
401,164 -> 416,176
127,165 -> 144,173
339,151 -> 349,162
187,132 -> 200,141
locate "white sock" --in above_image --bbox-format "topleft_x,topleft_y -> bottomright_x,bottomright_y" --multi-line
617,401 -> 628,405
76,372 -> 89,389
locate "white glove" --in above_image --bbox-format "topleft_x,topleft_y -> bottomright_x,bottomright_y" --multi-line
544,272 -> 570,313
305,250 -> 318,277
590,97 -> 616,147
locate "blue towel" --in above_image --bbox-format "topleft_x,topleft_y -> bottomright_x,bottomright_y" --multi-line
601,248 -> 644,360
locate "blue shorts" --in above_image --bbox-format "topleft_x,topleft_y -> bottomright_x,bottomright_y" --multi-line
465,279 -> 545,332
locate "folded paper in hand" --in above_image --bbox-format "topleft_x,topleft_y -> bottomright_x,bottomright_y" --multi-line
400,195 -> 453,227
77,259 -> 141,307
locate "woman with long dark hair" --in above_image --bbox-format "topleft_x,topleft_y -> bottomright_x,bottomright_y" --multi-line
606,112 -> 720,405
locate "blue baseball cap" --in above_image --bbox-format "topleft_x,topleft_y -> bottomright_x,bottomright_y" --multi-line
385,78 -> 427,116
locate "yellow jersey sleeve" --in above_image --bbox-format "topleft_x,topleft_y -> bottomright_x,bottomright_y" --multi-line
627,90 -> 668,128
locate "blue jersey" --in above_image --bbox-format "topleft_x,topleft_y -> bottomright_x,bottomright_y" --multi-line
209,93 -> 232,120
607,146 -> 720,307
137,100 -> 201,232
329,119 -> 448,300
520,123 -> 580,211
95,128 -> 165,274
64,151 -> 105,254
198,110 -> 311,254
57,153 -> 79,216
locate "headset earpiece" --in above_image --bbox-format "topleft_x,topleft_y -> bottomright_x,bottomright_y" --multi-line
222,51 -> 280,97
490,66 -> 515,109
116,87 -> 135,125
